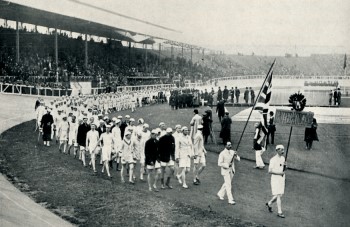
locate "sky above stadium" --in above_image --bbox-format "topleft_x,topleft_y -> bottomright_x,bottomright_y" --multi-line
6,0 -> 350,55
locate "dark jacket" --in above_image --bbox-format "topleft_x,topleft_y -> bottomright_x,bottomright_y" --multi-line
216,100 -> 225,117
97,125 -> 106,136
77,123 -> 91,146
40,113 -> 54,134
158,134 -> 175,162
145,138 -> 159,165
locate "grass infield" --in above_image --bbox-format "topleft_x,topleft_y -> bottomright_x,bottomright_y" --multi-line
0,104 -> 349,226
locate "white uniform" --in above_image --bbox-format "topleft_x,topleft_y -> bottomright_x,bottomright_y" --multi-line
190,114 -> 203,140
120,138 -> 135,164
100,132 -> 114,162
175,134 -> 193,168
112,126 -> 122,153
269,154 -> 286,196
68,121 -> 79,146
58,121 -> 69,141
217,148 -> 240,202
193,131 -> 206,165
86,130 -> 100,154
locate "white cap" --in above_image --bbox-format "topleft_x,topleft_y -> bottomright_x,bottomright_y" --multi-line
104,116 -> 109,120
226,142 -> 232,146
143,123 -> 149,128
130,118 -> 135,122
106,124 -> 112,128
112,117 -> 118,122
115,119 -> 121,124
166,127 -> 173,133
276,145 -> 284,150
99,120 -> 105,124
124,130 -> 131,136
117,115 -> 123,119
155,128 -> 161,133
151,129 -> 158,134
125,115 -> 130,119
138,118 -> 144,124
159,122 -> 165,127
181,126 -> 188,131
175,124 -> 182,129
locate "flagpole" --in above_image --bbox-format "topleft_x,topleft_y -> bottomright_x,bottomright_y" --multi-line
235,59 -> 276,151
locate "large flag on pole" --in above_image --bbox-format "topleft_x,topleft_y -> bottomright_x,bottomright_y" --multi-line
254,60 -> 275,136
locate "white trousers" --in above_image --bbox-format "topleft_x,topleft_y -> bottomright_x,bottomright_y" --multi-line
255,150 -> 265,167
218,171 -> 234,202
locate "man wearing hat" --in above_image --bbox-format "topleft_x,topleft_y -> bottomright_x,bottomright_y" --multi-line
120,115 -> 130,139
67,115 -> 79,156
193,125 -> 207,185
97,120 -> 106,136
159,122 -> 167,138
158,127 -> 176,189
112,118 -> 122,171
175,126 -> 194,189
145,129 -> 161,191
77,117 -> 91,166
190,109 -> 203,141
266,145 -> 287,218
94,124 -> 114,178
217,142 -> 240,205
131,131 -> 144,181
58,115 -> 70,154
253,122 -> 266,169
120,130 -> 136,183
220,112 -> 232,145
40,107 -> 54,147
86,123 -> 100,173
36,101 -> 46,131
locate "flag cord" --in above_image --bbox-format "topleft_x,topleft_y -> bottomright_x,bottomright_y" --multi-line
235,59 -> 276,151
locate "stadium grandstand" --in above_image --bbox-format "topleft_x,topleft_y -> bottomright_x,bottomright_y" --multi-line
0,0 -> 348,95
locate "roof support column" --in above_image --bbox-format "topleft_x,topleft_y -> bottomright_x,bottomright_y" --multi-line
128,42 -> 131,68
85,34 -> 88,69
158,43 -> 161,65
181,45 -> 184,59
55,28 -> 58,82
16,20 -> 19,63
145,44 -> 148,72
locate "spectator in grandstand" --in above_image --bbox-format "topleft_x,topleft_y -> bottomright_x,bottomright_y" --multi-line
250,87 -> 255,104
304,118 -> 318,150
244,87 -> 249,104
223,86 -> 229,102
234,87 -> 240,103
220,111 -> 232,145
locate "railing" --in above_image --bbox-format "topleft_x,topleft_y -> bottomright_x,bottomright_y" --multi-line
0,83 -> 176,97
0,83 -> 72,96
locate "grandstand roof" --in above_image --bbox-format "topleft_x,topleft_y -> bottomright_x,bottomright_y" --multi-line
0,0 -> 158,44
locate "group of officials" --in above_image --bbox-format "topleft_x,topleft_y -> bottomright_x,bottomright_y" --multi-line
35,88 -> 287,218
